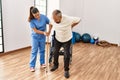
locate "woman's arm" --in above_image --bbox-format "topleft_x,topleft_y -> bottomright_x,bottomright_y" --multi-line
48,24 -> 53,36
32,24 -> 53,36
32,27 -> 46,35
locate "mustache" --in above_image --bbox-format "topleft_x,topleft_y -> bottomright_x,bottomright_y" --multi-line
56,21 -> 60,24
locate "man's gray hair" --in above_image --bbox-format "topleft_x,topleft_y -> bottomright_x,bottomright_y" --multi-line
53,10 -> 62,16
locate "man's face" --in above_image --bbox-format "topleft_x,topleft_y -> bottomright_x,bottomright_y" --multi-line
53,15 -> 62,24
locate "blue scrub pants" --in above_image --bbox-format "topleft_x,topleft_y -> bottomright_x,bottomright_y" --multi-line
29,35 -> 46,68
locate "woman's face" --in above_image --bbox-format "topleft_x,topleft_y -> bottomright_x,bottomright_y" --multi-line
33,12 -> 40,20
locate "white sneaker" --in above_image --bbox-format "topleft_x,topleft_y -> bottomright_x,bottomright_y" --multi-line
30,67 -> 35,72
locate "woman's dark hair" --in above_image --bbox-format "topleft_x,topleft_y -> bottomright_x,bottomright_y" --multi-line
28,6 -> 39,22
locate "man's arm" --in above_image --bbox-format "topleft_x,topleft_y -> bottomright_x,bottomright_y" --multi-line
70,17 -> 81,28
71,21 -> 80,28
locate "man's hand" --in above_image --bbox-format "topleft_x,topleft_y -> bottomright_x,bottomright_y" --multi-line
71,19 -> 81,28
71,21 -> 80,28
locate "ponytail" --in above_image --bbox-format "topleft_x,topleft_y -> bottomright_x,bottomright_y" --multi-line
28,6 -> 34,22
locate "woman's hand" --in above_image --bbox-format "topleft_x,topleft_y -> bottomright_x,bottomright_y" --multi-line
44,32 -> 50,36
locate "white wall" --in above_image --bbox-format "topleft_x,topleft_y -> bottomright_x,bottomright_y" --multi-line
2,0 -> 34,52
47,0 -> 60,42
60,0 -> 120,44
47,0 -> 59,18
59,0 -> 83,35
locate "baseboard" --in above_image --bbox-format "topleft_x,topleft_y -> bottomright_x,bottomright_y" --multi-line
0,46 -> 31,56
0,43 -> 51,56
118,43 -> 120,46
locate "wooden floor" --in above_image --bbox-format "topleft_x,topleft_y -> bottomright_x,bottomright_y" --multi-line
0,43 -> 120,80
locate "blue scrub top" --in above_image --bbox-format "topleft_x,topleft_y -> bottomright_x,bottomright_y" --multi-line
30,14 -> 49,38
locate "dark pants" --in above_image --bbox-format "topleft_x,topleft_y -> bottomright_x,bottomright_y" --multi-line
53,38 -> 71,71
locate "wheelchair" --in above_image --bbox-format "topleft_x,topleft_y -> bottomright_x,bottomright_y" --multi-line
49,31 -> 73,64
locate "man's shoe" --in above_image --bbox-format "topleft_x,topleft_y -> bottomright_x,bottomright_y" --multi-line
50,66 -> 58,71
64,71 -> 70,78
41,64 -> 46,68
